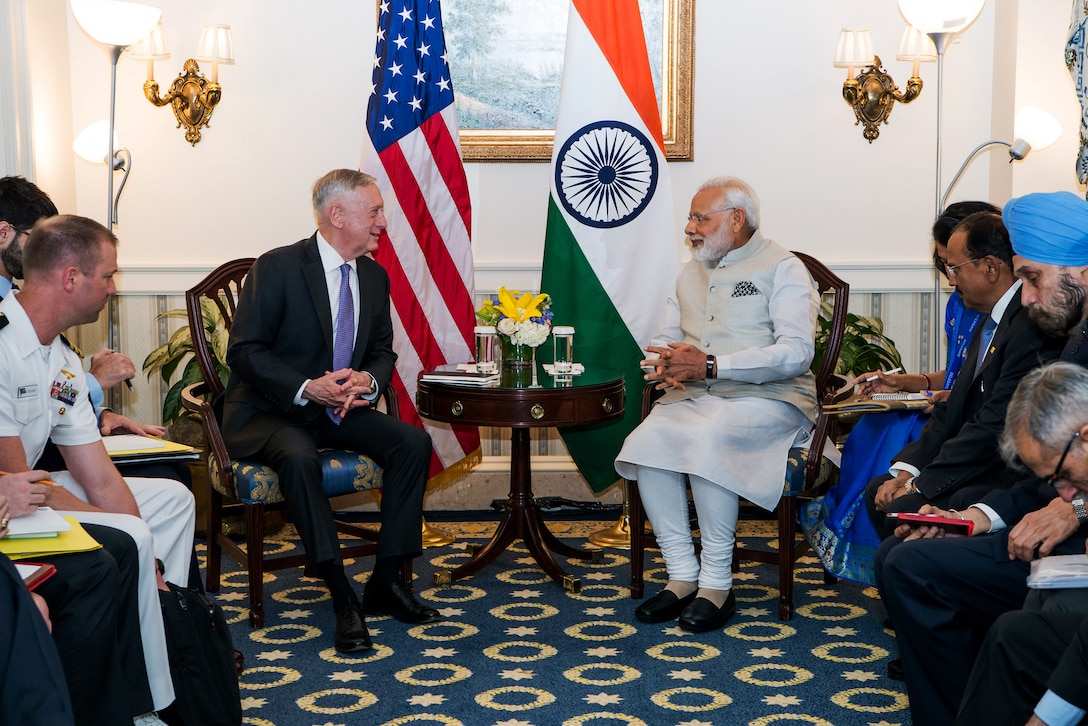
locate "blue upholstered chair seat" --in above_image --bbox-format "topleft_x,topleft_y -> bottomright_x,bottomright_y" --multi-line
208,450 -> 385,505
783,447 -> 836,498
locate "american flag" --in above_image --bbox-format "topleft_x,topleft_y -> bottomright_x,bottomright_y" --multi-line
361,0 -> 480,483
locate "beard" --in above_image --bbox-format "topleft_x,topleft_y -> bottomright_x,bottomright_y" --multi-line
1,238 -> 23,280
1028,273 -> 1088,336
690,233 -> 730,262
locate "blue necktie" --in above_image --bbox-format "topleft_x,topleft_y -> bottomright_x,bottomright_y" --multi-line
328,263 -> 354,424
973,317 -> 997,378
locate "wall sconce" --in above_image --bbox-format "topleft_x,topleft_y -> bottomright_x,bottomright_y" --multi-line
834,27 -> 935,142
128,22 -> 234,146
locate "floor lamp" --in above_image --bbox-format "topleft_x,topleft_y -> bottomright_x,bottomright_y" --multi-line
897,0 -> 985,370
71,0 -> 160,407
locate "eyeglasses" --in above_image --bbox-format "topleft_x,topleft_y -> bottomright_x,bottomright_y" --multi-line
686,207 -> 736,225
1047,430 -> 1081,488
945,258 -> 980,278
3,223 -> 29,239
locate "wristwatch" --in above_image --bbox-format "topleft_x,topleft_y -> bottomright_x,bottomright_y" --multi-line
706,354 -> 716,379
1073,496 -> 1088,524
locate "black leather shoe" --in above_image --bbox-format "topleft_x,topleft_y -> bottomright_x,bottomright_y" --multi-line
678,590 -> 736,633
334,604 -> 372,653
887,658 -> 905,682
635,589 -> 697,624
363,581 -> 441,624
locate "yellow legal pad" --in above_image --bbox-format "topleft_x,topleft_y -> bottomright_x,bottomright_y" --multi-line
0,516 -> 102,560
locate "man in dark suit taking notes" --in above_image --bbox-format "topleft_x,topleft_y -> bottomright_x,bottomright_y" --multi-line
224,169 -> 437,653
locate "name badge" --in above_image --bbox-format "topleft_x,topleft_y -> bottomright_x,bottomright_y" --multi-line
16,384 -> 37,399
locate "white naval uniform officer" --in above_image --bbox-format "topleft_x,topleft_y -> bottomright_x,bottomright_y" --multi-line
616,177 -> 818,633
0,215 -> 196,712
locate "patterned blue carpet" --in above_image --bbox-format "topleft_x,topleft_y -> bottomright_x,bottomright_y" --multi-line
201,518 -> 909,726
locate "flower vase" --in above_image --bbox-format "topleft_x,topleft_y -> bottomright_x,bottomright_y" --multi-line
500,337 -> 535,388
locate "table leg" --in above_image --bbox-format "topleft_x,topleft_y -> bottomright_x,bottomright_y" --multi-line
433,426 -> 597,591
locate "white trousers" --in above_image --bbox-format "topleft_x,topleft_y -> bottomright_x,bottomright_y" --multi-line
636,465 -> 740,591
55,473 -> 196,711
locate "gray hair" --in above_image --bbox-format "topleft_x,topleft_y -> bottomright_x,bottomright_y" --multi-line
312,169 -> 377,222
1000,362 -> 1088,468
698,176 -> 760,233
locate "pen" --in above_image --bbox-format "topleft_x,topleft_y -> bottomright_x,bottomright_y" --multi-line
124,379 -> 133,391
863,367 -> 902,383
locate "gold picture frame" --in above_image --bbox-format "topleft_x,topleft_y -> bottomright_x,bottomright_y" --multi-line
388,0 -> 694,162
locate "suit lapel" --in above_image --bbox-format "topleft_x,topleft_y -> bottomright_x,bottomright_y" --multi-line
972,293 -> 1023,380
302,236 -> 336,356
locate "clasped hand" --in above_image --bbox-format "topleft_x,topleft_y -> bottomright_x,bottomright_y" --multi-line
641,342 -> 706,391
304,367 -> 374,417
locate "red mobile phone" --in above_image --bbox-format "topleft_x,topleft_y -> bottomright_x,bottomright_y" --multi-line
886,512 -> 974,536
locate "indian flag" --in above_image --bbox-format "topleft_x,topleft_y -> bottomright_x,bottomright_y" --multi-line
540,0 -> 680,492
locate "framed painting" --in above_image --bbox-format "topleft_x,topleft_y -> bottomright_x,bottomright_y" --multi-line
438,0 -> 694,162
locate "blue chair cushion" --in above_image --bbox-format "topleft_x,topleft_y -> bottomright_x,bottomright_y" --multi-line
208,450 -> 384,505
783,447 -> 836,498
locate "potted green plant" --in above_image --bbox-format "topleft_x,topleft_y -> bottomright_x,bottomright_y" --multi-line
812,301 -> 903,378
142,298 -> 230,427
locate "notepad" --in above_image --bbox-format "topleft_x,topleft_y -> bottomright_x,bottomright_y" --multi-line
0,516 -> 101,559
1027,554 -> 1088,589
16,562 -> 57,590
871,392 -> 929,401
5,507 -> 72,539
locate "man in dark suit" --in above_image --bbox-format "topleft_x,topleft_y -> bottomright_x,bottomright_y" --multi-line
954,362 -> 1088,726
864,211 -> 1063,535
224,169 -> 437,653
876,191 -> 1088,725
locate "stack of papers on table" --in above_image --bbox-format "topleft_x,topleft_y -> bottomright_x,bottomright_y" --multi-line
102,435 -> 199,463
5,507 -> 71,539
1027,554 -> 1088,589
421,370 -> 500,386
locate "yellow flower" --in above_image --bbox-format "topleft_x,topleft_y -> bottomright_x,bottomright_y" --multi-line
495,287 -> 548,323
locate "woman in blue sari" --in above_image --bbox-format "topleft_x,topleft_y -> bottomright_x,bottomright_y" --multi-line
801,202 -> 997,585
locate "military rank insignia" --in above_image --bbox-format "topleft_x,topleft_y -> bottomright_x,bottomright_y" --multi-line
50,377 -> 78,405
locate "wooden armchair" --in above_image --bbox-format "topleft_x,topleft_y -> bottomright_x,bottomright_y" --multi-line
181,258 -> 404,628
627,251 -> 849,620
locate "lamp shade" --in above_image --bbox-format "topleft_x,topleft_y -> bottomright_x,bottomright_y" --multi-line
73,120 -> 120,165
71,0 -> 161,48
1014,106 -> 1063,152
897,0 -> 986,35
195,24 -> 234,64
833,28 -> 874,68
127,20 -> 171,60
897,26 -> 937,62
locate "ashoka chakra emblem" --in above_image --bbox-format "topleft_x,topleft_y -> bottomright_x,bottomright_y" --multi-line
555,120 -> 659,229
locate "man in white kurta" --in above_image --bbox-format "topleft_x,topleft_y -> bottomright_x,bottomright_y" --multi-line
0,215 -> 195,715
616,176 -> 818,633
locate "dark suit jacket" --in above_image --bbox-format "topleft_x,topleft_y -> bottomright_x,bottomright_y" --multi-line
897,292 -> 1064,500
223,235 -> 397,458
975,320 -> 1088,553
